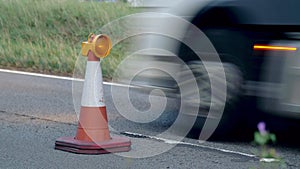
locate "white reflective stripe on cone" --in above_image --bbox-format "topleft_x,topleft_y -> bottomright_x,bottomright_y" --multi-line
81,61 -> 105,107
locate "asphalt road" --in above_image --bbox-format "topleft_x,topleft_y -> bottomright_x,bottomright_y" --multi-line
0,70 -> 299,169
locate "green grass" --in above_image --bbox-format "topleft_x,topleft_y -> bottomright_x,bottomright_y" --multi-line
0,0 -> 136,78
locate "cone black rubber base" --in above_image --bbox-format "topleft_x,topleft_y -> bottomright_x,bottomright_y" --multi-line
55,136 -> 131,154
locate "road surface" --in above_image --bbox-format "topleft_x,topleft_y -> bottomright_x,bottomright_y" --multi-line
0,69 -> 299,169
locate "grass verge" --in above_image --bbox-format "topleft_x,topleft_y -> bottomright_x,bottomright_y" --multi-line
0,0 -> 136,79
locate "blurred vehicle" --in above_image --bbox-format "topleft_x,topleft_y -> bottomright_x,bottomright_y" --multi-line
117,0 -> 300,137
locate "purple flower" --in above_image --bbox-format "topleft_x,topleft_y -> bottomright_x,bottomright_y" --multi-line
257,121 -> 267,135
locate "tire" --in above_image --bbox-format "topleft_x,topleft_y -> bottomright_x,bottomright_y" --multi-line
178,61 -> 244,139
177,28 -> 250,140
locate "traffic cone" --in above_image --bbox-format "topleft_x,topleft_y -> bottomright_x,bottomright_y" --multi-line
55,34 -> 131,154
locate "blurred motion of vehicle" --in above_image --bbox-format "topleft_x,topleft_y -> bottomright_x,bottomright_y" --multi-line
116,0 -> 300,137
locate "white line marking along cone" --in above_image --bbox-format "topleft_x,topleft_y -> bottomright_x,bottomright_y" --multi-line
55,34 -> 131,154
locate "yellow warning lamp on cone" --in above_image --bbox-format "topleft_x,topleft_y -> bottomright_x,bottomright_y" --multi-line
55,33 -> 131,154
81,33 -> 112,58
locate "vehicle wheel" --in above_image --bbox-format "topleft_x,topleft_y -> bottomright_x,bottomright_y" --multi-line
177,28 -> 250,140
178,61 -> 244,139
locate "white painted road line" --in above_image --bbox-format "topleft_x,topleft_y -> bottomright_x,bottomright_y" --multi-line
0,68 -> 136,88
122,131 -> 257,158
0,68 -> 83,81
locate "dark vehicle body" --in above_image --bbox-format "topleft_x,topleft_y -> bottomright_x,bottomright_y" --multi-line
118,0 -> 300,138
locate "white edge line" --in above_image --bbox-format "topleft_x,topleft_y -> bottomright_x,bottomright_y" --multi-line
0,68 -> 136,88
260,158 -> 280,163
123,131 -> 257,158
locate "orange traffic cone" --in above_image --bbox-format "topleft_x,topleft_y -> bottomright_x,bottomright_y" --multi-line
55,34 -> 131,154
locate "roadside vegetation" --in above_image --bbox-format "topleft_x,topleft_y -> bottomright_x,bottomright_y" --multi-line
0,0 -> 136,78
